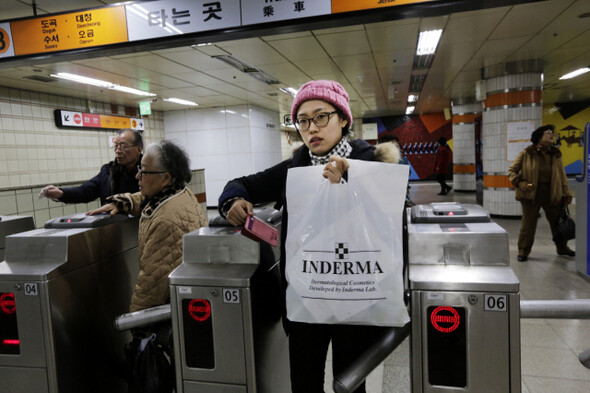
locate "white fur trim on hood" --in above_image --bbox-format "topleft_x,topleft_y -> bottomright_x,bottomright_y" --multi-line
375,142 -> 401,164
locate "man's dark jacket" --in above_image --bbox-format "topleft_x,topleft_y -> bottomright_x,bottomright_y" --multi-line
60,158 -> 141,206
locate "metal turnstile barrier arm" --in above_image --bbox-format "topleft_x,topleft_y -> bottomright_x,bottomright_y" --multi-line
332,322 -> 411,393
520,299 -> 590,319
115,304 -> 172,331
521,299 -> 590,369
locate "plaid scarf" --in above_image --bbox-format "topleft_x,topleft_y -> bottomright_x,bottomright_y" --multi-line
108,184 -> 185,217
141,184 -> 184,217
309,138 -> 352,166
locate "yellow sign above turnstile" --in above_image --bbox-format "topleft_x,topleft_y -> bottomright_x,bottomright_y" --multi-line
10,6 -> 128,56
332,0 -> 434,13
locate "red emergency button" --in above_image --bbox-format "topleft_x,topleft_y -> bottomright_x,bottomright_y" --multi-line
188,299 -> 211,322
430,306 -> 460,333
0,293 -> 16,315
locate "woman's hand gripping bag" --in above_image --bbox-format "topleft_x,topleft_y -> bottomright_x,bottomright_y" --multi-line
285,159 -> 410,326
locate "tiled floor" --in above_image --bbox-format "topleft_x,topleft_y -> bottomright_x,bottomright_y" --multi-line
324,181 -> 590,393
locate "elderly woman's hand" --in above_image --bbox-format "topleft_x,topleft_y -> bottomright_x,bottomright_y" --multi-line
86,203 -> 119,217
226,199 -> 253,226
323,155 -> 350,184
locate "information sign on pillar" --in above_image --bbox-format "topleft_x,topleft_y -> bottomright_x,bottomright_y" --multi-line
0,22 -> 16,58
241,0 -> 331,25
126,0 -> 241,41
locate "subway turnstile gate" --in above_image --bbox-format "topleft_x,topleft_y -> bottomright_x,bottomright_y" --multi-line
169,225 -> 290,393
408,203 -> 521,393
0,213 -> 139,393
0,215 -> 35,261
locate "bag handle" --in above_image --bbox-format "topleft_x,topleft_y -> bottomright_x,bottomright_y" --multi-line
562,204 -> 571,218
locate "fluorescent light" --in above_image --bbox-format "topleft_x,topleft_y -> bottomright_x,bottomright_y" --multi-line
110,85 -> 155,96
50,72 -> 111,88
213,55 -> 281,85
52,72 -> 155,96
559,67 -> 590,80
213,55 -> 257,72
416,29 -> 443,56
164,98 -> 198,106
279,87 -> 298,96
406,106 -> 415,115
408,94 -> 419,103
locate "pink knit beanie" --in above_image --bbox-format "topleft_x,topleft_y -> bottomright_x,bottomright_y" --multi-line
291,80 -> 353,129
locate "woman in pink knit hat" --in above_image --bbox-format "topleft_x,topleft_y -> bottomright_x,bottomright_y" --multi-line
218,80 -> 399,393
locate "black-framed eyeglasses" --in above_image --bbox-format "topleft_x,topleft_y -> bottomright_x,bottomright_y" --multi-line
294,111 -> 338,132
137,165 -> 166,179
114,143 -> 138,151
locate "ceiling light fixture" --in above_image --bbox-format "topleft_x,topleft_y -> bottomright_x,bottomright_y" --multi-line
416,29 -> 443,56
279,87 -> 298,96
51,72 -> 155,96
110,85 -> 156,96
406,106 -> 415,115
163,98 -> 198,106
408,94 -> 419,103
50,72 -> 111,88
213,54 -> 281,85
559,67 -> 590,80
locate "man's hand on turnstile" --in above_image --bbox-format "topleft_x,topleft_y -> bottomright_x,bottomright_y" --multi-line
226,199 -> 253,226
87,203 -> 119,217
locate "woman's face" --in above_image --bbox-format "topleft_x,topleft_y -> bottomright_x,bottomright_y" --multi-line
539,129 -> 555,146
136,153 -> 170,199
296,100 -> 348,156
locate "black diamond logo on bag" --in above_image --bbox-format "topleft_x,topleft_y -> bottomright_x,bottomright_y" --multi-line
335,242 -> 349,260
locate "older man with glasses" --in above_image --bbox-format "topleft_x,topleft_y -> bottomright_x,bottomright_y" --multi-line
39,129 -> 143,205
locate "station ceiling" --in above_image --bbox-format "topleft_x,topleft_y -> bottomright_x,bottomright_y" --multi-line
0,0 -> 589,123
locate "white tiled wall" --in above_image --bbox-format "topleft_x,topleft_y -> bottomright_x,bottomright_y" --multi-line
0,85 -> 172,222
0,86 -> 166,191
451,102 -> 481,192
164,105 -> 282,207
482,71 -> 542,216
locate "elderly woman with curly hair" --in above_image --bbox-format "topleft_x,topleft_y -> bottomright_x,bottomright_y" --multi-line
90,140 -> 208,312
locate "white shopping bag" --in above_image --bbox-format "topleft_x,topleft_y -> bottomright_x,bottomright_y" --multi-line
285,159 -> 410,326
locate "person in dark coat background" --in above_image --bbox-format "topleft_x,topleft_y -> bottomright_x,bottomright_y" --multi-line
434,136 -> 453,195
508,124 -> 574,262
218,80 -> 399,393
39,129 -> 143,205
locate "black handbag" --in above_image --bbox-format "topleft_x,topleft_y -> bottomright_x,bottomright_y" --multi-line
552,204 -> 576,242
124,333 -> 175,393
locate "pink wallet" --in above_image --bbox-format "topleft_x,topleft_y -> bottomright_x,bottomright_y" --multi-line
241,215 -> 279,247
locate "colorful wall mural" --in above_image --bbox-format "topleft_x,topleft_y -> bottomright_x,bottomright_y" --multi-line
366,113 -> 452,180
543,101 -> 589,175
